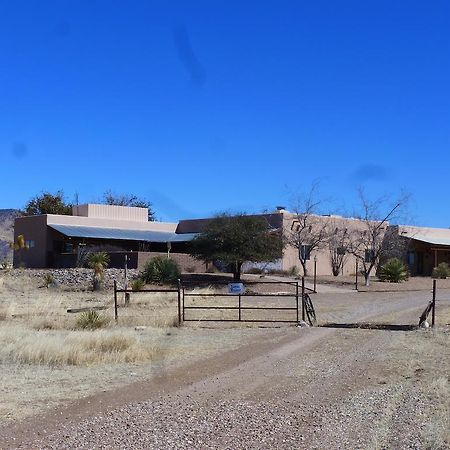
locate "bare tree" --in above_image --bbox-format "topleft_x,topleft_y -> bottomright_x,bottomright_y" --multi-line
346,190 -> 410,286
287,185 -> 331,276
328,223 -> 350,276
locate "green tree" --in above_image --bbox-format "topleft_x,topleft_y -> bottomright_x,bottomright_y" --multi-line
24,191 -> 72,216
102,190 -> 155,221
190,214 -> 283,281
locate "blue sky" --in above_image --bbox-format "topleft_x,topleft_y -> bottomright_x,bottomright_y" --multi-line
1,1 -> 449,226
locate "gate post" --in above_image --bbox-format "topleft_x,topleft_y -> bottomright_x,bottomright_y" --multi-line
296,281 -> 299,324
432,279 -> 436,327
238,294 -> 242,321
301,277 -> 305,322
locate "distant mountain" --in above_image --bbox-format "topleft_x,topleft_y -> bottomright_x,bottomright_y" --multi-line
0,209 -> 20,262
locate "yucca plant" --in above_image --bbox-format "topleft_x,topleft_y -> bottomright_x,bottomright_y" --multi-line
140,256 -> 180,285
87,252 -> 110,291
378,258 -> 408,283
75,310 -> 107,330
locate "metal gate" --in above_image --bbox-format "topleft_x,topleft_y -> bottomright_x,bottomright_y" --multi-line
180,279 -> 316,325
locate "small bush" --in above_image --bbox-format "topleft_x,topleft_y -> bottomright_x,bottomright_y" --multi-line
185,266 -> 196,273
378,258 -> 408,282
43,273 -> 54,288
140,256 -> 180,285
287,266 -> 300,277
75,311 -> 107,330
131,278 -> 145,291
432,262 -> 450,279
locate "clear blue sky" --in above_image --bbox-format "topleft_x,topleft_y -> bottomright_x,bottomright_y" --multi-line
1,1 -> 449,226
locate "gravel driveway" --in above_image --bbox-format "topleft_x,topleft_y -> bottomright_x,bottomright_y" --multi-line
2,291 -> 449,449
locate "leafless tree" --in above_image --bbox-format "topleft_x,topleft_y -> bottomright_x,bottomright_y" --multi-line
328,223 -> 350,276
287,184 -> 331,276
346,189 -> 410,286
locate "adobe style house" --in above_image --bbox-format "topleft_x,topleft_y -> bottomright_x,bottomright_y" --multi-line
13,204 -> 199,270
14,204 -> 450,277
176,209 -> 376,276
388,225 -> 450,276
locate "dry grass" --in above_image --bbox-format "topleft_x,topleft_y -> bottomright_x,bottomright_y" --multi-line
0,325 -> 163,366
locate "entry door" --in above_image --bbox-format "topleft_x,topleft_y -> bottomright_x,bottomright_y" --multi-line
417,252 -> 424,275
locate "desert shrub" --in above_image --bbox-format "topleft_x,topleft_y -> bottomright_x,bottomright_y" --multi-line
378,258 -> 408,282
287,266 -> 300,277
141,256 -> 180,284
432,262 -> 450,279
185,266 -> 196,273
131,278 -> 145,291
75,310 -> 108,330
43,273 -> 54,288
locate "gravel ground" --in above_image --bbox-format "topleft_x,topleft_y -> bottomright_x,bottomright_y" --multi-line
2,290 -> 449,449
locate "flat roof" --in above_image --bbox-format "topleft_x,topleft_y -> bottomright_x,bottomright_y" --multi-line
48,224 -> 197,243
410,235 -> 450,246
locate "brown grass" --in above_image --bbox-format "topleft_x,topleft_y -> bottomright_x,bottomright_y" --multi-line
0,325 -> 163,366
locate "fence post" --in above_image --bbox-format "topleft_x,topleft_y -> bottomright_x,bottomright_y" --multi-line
182,285 -> 185,322
301,276 -> 305,322
114,280 -> 118,324
432,279 -> 436,327
177,279 -> 182,327
124,255 -> 130,306
296,281 -> 299,324
355,259 -> 359,291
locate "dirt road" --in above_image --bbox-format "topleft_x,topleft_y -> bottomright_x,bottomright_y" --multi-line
1,291 -> 449,449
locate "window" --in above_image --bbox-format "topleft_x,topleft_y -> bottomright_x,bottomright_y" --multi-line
407,251 -> 415,265
63,242 -> 73,253
336,247 -> 346,255
25,240 -> 35,248
299,244 -> 312,260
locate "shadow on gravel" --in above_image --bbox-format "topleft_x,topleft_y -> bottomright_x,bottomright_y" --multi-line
320,323 -> 418,331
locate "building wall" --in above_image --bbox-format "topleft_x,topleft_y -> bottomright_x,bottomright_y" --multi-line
72,204 -> 149,222
280,213 -> 377,276
13,215 -> 48,268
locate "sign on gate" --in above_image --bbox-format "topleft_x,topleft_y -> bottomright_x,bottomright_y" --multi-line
228,282 -> 245,295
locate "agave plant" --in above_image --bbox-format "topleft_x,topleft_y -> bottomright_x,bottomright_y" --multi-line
88,252 -> 110,291
378,258 -> 408,283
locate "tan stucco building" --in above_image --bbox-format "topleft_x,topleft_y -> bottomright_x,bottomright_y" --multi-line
13,204 -> 198,270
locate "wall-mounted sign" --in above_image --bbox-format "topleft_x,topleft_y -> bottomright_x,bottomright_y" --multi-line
228,282 -> 245,295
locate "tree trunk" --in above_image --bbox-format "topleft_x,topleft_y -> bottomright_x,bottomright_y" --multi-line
300,259 -> 308,277
364,272 -> 370,286
233,262 -> 242,282
93,273 -> 102,291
